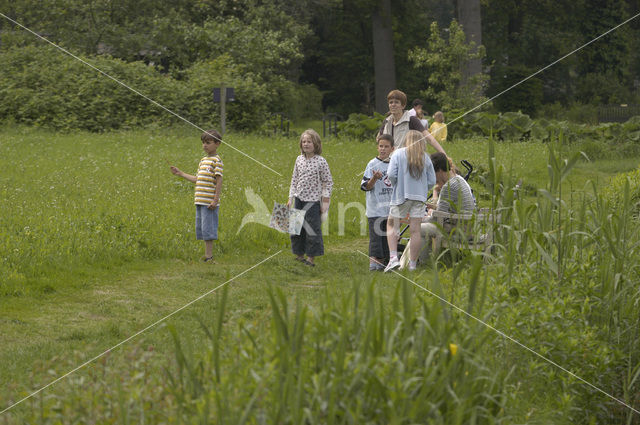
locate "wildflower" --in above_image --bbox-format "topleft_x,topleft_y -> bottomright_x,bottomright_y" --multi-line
449,343 -> 458,356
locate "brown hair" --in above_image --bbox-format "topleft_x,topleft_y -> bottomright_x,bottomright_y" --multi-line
201,129 -> 222,144
386,90 -> 407,108
404,130 -> 426,179
300,129 -> 322,155
431,152 -> 457,174
376,133 -> 394,147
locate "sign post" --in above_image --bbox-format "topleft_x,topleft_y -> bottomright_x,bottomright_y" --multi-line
213,87 -> 235,135
220,84 -> 226,134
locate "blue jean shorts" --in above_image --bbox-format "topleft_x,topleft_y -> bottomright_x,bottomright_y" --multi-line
195,205 -> 219,240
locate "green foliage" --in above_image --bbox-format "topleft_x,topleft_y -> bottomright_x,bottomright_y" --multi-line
180,56 -> 271,130
257,113 -> 293,137
0,1 -> 320,130
0,0 -> 311,74
488,65 -> 543,116
448,110 -> 640,157
602,167 -> 640,216
409,20 -> 489,111
482,0 -> 638,111
481,141 -> 640,423
0,45 -> 185,131
538,102 -> 600,125
18,281 -> 510,423
450,111 -> 534,141
336,112 -> 386,142
0,45 -> 322,131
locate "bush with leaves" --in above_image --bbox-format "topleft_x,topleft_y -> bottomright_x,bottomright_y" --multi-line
0,45 -> 322,131
337,112 -> 386,142
603,168 -> 640,219
0,45 -> 185,131
446,110 -> 640,155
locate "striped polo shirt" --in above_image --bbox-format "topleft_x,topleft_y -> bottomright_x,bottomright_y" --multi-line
194,155 -> 223,206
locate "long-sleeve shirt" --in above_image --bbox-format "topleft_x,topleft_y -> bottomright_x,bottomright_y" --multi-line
387,147 -> 435,206
289,154 -> 333,202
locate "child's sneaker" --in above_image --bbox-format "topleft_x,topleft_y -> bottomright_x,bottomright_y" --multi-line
202,256 -> 215,263
369,262 -> 384,271
384,257 -> 400,273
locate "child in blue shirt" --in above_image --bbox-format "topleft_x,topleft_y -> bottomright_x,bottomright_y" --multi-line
361,134 -> 394,271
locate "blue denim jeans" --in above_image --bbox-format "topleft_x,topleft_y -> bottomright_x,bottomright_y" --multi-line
195,205 -> 219,240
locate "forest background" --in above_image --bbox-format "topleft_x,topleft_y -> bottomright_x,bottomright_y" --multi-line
1,0 -> 639,132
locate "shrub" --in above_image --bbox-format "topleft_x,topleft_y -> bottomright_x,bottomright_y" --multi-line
180,56 -> 272,130
601,167 -> 640,216
337,112 -> 386,142
0,45 -> 322,132
0,45 -> 185,131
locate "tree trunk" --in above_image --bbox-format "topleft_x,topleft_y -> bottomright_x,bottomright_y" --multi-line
372,0 -> 396,113
456,0 -> 482,83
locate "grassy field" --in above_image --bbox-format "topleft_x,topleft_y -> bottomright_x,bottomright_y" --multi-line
1,125 -> 640,423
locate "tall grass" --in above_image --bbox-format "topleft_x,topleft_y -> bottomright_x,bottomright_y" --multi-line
15,280 -> 511,424
481,136 -> 640,422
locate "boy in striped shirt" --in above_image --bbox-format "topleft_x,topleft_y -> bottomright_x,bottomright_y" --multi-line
170,129 -> 223,262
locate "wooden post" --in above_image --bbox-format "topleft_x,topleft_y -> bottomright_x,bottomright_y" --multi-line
220,83 -> 226,135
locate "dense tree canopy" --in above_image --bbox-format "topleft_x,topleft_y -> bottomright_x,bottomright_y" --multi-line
0,0 -> 638,127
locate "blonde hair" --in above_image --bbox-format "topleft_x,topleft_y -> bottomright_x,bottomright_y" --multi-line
300,129 -> 322,155
403,130 -> 426,179
433,111 -> 444,123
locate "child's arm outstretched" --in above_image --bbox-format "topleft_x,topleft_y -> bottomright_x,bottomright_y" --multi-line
422,130 -> 446,155
170,166 -> 197,183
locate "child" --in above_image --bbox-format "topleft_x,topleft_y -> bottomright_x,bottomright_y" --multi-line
408,98 -> 428,128
429,111 -> 448,143
384,130 -> 436,272
360,134 -> 394,271
170,129 -> 223,263
287,129 -> 333,266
